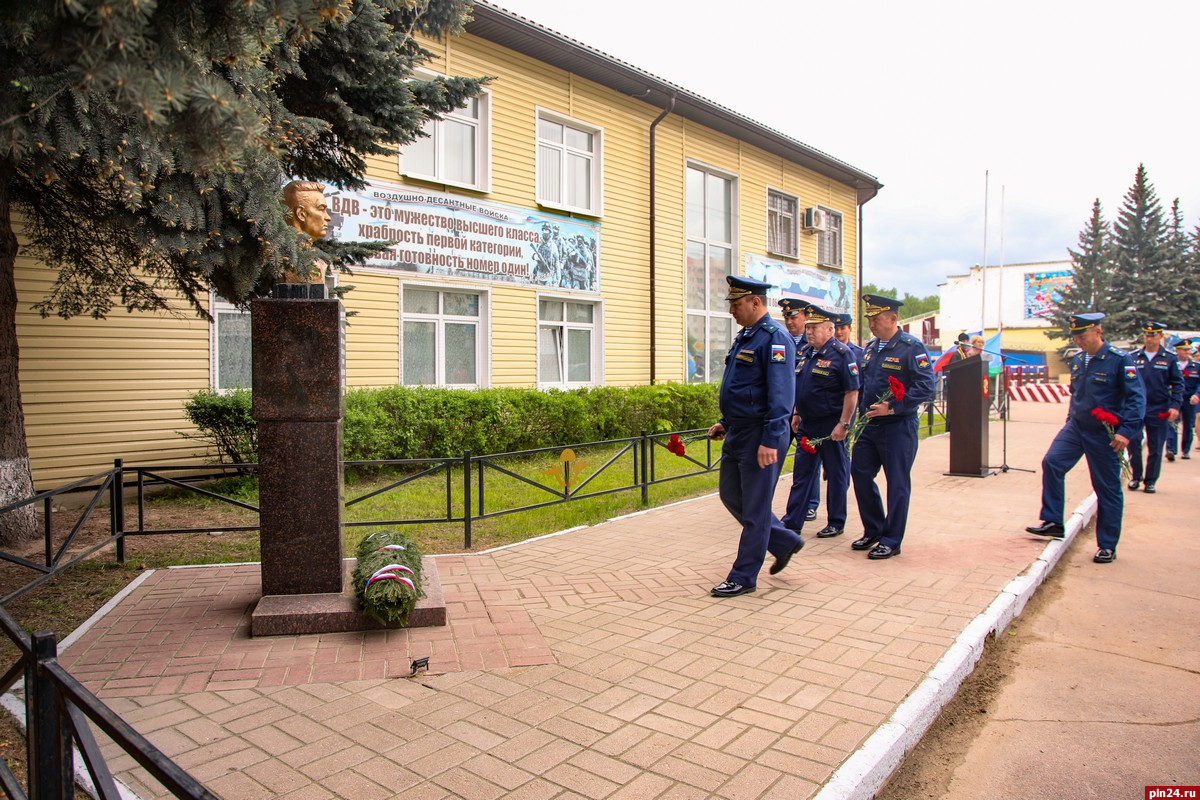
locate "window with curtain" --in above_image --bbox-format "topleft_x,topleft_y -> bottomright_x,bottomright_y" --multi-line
538,298 -> 598,387
401,288 -> 484,387
767,189 -> 798,258
400,86 -> 490,191
211,301 -> 252,391
537,111 -> 602,215
817,206 -> 844,268
685,164 -> 737,385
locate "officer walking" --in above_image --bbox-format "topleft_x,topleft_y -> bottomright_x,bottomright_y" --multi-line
781,305 -> 859,539
779,298 -> 821,522
849,294 -> 935,559
1027,313 -> 1145,563
1166,337 -> 1198,460
708,276 -> 801,597
1127,322 -> 1182,492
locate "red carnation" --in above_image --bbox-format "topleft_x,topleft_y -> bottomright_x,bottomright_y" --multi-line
1157,411 -> 1170,420
667,434 -> 685,456
799,436 -> 817,454
1090,407 -> 1119,427
887,376 -> 906,401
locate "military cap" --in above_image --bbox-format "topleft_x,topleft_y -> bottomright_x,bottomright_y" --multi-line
1174,337 -> 1192,349
1068,312 -> 1105,332
861,293 -> 903,317
778,298 -> 805,317
803,304 -> 834,324
726,274 -> 771,301
1140,321 -> 1167,334
834,313 -> 853,327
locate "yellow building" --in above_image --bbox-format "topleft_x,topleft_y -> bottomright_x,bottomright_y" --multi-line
15,2 -> 881,486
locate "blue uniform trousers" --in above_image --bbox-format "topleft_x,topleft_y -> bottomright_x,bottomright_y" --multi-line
1039,421 -> 1123,551
850,417 -> 919,550
720,425 -> 801,588
783,417 -> 848,530
1128,418 -> 1167,484
790,432 -> 821,512
1167,404 -> 1195,454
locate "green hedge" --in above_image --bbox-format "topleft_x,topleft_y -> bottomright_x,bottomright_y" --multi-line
183,383 -> 719,464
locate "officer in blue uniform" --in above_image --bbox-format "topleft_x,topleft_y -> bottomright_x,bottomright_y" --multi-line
1027,313 -> 1145,563
849,294 -> 935,559
1127,322 -> 1183,493
834,313 -> 864,367
708,275 -> 800,597
782,305 -> 859,539
1167,338 -> 1199,459
779,298 -> 821,521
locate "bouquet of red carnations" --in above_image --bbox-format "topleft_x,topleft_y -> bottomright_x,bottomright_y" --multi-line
1091,408 -> 1133,479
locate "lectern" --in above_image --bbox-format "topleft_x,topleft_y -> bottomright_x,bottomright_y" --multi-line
944,355 -> 993,477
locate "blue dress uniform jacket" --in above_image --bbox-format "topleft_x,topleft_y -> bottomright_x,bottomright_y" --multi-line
1170,358 -> 1200,455
1038,343 -> 1146,550
717,314 -> 800,588
1128,347 -> 1183,485
850,332 -> 935,551
782,338 -> 860,531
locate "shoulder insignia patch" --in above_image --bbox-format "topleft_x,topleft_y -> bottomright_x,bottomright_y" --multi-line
1124,365 -> 1137,379
771,345 -> 786,362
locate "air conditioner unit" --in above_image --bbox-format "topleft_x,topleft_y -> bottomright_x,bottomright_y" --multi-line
802,207 -> 827,233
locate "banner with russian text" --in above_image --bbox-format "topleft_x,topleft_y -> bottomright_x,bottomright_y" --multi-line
743,254 -> 852,314
321,180 -> 601,291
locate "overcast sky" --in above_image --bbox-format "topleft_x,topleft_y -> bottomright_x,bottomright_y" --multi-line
486,0 -> 1199,297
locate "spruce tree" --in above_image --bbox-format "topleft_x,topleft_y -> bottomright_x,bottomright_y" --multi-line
1164,199 -> 1198,329
0,0 -> 485,545
1107,164 -> 1169,340
1047,199 -> 1114,343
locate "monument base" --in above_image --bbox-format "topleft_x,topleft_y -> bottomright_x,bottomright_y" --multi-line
251,556 -> 445,637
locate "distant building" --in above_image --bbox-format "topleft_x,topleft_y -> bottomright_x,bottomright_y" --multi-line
939,260 -> 1073,379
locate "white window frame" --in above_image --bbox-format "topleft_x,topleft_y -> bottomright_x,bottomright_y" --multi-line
767,188 -> 798,259
535,108 -> 603,216
209,296 -> 252,393
817,205 -> 844,269
537,295 -> 603,389
398,71 -> 492,193
398,283 -> 490,388
684,161 -> 739,385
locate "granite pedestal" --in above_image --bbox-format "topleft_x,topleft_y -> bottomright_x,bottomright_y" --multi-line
250,557 -> 446,636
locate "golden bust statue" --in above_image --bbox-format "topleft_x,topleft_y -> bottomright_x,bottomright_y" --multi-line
280,181 -> 331,284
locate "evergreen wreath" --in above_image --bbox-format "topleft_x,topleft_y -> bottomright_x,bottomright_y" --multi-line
352,530 -> 424,626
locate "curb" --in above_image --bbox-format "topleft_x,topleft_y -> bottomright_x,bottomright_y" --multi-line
811,493 -> 1098,800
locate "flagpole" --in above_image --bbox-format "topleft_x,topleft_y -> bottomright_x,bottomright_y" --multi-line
998,184 -> 1005,339
980,171 -> 989,336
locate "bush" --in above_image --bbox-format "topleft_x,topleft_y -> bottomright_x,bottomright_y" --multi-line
184,382 -> 720,464
180,389 -> 257,470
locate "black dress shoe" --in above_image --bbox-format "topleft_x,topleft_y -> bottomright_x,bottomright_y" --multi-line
1093,548 -> 1116,563
1025,521 -> 1065,538
1143,482 -> 1156,494
1127,480 -> 1141,490
804,508 -> 818,522
851,536 -> 880,551
1183,453 -> 1191,460
867,544 -> 900,559
815,525 -> 844,538
711,581 -> 755,597
769,540 -> 804,575
1166,452 -> 1176,462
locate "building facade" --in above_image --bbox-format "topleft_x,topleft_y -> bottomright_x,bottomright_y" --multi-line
939,260 -> 1073,379
14,2 -> 881,486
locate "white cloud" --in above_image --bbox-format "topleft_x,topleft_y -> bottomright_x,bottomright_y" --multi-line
485,0 -> 1200,296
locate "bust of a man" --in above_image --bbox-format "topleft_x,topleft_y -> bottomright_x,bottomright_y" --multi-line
280,180 -> 331,284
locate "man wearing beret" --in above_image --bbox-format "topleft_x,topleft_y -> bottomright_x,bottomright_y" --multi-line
1166,338 -> 1199,460
782,305 -> 859,539
849,294 -> 935,559
1027,313 -> 1145,563
708,276 -> 801,597
1127,322 -> 1182,492
779,298 -> 821,522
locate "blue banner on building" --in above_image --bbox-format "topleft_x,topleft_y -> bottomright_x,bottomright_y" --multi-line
743,254 -> 852,314
322,180 -> 601,292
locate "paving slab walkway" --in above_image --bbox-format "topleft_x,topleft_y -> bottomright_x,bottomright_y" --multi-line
55,401 -> 1099,799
